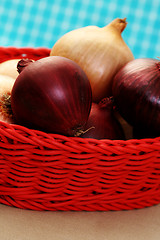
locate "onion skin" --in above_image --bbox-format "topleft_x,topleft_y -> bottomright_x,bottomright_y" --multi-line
50,18 -> 134,103
11,56 -> 92,136
17,59 -> 34,73
114,110 -> 133,140
81,98 -> 125,140
133,126 -> 158,139
0,59 -> 21,80
0,75 -> 15,123
112,58 -> 160,135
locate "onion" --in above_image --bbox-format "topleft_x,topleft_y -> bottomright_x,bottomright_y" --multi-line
0,59 -> 21,79
133,125 -> 157,139
0,74 -> 15,123
112,58 -> 160,136
11,56 -> 92,136
17,59 -> 34,73
0,58 -> 34,80
81,98 -> 125,140
114,110 -> 133,140
50,18 -> 134,102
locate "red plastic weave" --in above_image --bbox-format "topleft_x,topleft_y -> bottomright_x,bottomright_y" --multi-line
0,47 -> 160,211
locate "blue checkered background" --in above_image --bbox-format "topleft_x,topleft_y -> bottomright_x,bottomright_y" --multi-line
0,0 -> 159,59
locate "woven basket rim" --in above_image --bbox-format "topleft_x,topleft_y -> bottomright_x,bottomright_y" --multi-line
1,119 -> 160,145
0,46 -> 51,51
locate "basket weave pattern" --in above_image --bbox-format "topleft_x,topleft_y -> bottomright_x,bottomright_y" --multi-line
0,47 -> 160,211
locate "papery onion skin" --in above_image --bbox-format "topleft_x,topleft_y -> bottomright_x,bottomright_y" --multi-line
11,56 -> 92,136
50,18 -> 134,103
114,110 -> 133,140
0,75 -> 15,124
112,58 -> 160,134
17,59 -> 34,73
81,98 -> 125,140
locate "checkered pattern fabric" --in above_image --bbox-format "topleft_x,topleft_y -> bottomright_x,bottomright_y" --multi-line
0,0 -> 159,59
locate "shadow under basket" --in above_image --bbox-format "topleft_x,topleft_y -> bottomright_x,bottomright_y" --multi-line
0,47 -> 160,211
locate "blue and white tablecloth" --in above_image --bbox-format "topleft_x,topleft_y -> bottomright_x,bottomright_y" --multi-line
0,0 -> 159,59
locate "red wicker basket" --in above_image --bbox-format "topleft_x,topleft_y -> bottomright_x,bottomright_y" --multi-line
0,47 -> 160,211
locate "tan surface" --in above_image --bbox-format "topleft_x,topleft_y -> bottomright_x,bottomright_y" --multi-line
0,203 -> 160,240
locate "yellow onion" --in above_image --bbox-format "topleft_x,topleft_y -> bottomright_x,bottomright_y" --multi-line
50,18 -> 134,102
0,59 -> 21,80
0,74 -> 15,123
0,59 -> 34,80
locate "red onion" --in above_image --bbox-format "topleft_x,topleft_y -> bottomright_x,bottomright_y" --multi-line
112,58 -> 160,136
11,56 -> 92,136
17,59 -> 34,73
133,125 -> 158,139
81,98 -> 125,140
